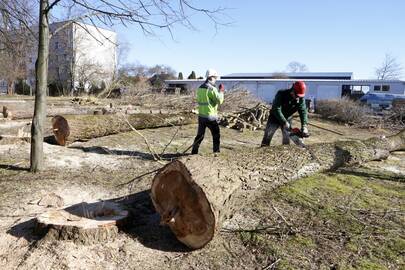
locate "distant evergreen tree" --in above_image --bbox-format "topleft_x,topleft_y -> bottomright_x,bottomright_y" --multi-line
188,71 -> 196,79
178,72 -> 184,79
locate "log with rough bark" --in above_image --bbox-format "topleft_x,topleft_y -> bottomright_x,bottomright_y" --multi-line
151,130 -> 405,249
50,112 -> 197,145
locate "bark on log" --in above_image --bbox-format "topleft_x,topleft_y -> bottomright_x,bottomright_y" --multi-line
50,112 -> 197,145
151,130 -> 405,249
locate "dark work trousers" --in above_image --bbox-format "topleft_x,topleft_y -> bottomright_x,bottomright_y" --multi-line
191,116 -> 220,154
261,117 -> 291,146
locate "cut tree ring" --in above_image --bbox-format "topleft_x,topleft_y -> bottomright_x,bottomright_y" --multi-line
35,201 -> 129,245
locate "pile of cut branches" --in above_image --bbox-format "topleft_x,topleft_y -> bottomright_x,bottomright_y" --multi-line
71,96 -> 102,106
221,88 -> 263,112
219,103 -> 270,131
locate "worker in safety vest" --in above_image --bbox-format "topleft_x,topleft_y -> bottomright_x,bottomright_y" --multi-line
261,81 -> 309,146
191,69 -> 224,154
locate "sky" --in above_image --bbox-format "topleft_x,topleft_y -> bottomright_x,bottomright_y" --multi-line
111,0 -> 405,79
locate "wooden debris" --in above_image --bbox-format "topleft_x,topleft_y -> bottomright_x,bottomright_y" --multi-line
71,97 -> 102,106
219,103 -> 270,132
37,192 -> 64,208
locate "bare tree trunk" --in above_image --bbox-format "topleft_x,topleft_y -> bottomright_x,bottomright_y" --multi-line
30,0 -> 49,172
151,130 -> 405,249
6,80 -> 13,95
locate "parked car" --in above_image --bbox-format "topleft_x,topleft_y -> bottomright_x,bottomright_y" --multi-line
359,93 -> 405,110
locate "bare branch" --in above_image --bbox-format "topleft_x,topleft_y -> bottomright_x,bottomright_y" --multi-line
375,53 -> 403,80
286,61 -> 309,73
46,0 -> 62,14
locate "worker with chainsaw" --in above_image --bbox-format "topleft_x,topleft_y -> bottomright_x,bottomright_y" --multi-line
191,69 -> 224,154
261,81 -> 309,146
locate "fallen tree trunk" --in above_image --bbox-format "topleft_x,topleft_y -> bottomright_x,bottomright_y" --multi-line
151,130 -> 405,249
49,112 -> 197,145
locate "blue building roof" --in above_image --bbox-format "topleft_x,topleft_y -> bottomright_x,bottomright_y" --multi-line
222,72 -> 353,80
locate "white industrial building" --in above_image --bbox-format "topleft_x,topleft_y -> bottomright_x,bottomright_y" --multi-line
165,72 -> 405,102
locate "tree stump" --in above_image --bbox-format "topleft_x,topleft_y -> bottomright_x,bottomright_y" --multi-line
35,201 -> 129,245
2,106 -> 12,119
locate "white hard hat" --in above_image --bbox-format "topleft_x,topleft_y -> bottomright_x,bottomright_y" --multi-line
206,68 -> 220,79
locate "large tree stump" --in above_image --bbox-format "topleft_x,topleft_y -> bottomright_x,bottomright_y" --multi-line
50,112 -> 197,145
35,201 -> 129,245
2,106 -> 12,119
151,130 -> 405,249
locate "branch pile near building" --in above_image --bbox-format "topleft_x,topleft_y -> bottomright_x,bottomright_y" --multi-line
219,103 -> 270,131
151,129 -> 405,249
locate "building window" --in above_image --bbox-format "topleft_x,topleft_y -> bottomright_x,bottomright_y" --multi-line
382,85 -> 390,92
374,85 -> 381,91
351,85 -> 362,92
350,85 -> 370,93
55,41 -> 59,49
361,86 -> 370,93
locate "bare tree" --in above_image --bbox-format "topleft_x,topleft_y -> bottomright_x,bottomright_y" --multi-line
375,53 -> 403,80
28,0 -> 228,172
117,41 -> 130,69
286,61 -> 308,73
75,59 -> 109,94
30,0 -> 49,172
0,0 -> 36,95
148,64 -> 176,77
272,72 -> 289,79
0,41 -> 27,94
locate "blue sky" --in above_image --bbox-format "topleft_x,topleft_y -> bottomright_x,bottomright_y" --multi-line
112,0 -> 405,79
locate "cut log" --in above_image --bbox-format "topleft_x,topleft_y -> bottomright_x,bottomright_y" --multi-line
52,115 -> 70,146
35,201 -> 129,245
50,112 -> 197,145
151,130 -> 405,249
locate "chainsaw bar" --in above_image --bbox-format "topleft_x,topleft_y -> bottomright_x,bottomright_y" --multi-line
289,129 -> 321,163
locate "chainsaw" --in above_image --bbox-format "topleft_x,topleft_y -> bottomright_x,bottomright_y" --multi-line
288,127 -> 309,148
288,127 -> 321,163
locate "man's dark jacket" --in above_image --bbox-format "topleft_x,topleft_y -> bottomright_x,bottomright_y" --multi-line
269,89 -> 308,126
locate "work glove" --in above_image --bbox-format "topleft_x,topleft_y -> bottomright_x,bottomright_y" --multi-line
283,122 -> 291,130
301,125 -> 310,137
219,83 -> 225,93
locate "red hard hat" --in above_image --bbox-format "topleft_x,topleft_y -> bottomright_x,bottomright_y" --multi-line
293,81 -> 306,97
